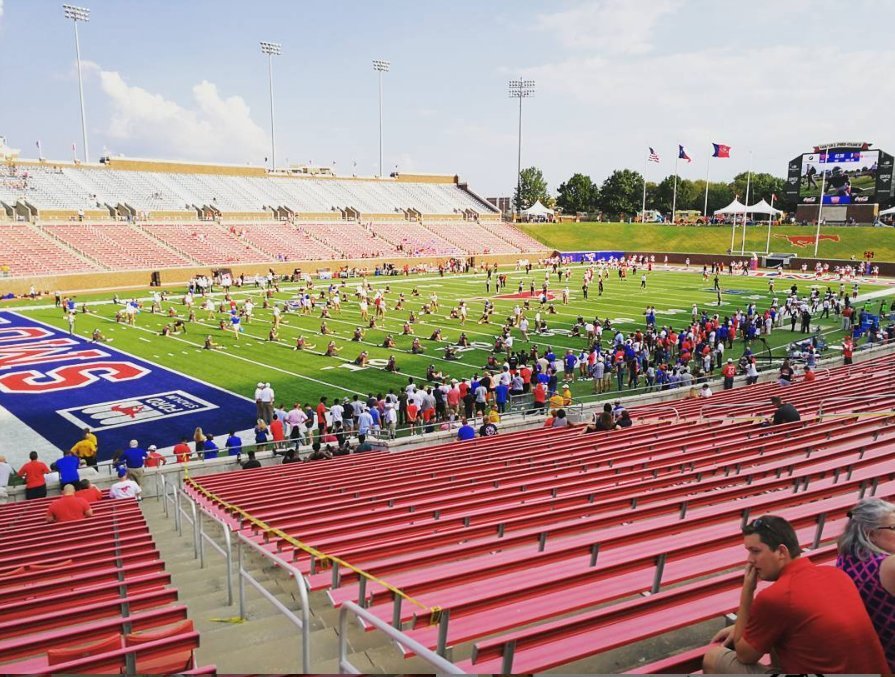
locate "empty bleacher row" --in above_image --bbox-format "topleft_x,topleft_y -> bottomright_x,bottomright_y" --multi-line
0,494 -> 212,675
185,353 -> 895,673
1,163 -> 499,219
0,218 -> 544,277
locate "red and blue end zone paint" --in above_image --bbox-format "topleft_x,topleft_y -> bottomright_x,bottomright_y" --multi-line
0,311 -> 251,460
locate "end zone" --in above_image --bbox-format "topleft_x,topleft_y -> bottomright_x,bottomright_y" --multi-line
0,311 -> 252,463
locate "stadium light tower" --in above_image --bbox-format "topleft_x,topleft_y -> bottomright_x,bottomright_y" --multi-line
260,41 -> 281,171
508,78 -> 535,217
372,59 -> 390,177
63,4 -> 90,163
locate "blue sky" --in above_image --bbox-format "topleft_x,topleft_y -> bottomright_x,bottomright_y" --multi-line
2,0 -> 895,196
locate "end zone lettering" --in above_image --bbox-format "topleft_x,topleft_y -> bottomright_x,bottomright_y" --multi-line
0,310 -> 251,459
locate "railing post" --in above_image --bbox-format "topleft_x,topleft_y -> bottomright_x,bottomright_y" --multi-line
238,536 -> 246,620
436,608 -> 451,658
224,525 -> 233,607
813,513 -> 827,549
198,510 -> 206,568
392,591 -> 403,629
500,639 -> 516,675
652,553 -> 667,594
174,486 -> 182,536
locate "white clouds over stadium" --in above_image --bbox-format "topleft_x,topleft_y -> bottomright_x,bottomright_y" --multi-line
97,69 -> 268,163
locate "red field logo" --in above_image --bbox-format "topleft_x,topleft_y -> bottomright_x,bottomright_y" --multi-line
776,234 -> 841,248
496,291 -> 556,301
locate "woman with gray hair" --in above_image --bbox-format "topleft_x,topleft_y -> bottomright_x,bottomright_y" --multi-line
836,497 -> 895,672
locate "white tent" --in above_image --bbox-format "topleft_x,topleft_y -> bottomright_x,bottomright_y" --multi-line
746,198 -> 782,215
522,200 -> 554,217
880,205 -> 895,216
714,198 -> 748,215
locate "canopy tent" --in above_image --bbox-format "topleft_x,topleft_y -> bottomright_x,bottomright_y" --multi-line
746,198 -> 782,215
879,205 -> 895,216
521,200 -> 554,217
714,198 -> 748,215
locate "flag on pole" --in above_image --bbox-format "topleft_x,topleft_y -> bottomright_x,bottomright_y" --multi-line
648,147 -> 660,163
712,143 -> 731,158
678,145 -> 692,163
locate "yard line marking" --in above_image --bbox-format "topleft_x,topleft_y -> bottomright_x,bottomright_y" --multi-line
84,312 -> 365,395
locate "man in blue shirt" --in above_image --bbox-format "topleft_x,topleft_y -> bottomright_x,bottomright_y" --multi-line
457,418 -> 476,441
225,431 -> 243,456
53,449 -> 80,490
118,440 -> 147,486
494,382 -> 509,413
202,434 -> 219,460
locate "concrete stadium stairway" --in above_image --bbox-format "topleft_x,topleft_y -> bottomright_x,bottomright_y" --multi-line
141,495 -> 437,673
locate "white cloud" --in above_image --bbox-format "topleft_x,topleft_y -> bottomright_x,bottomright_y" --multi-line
98,69 -> 268,163
536,0 -> 680,54
0,0 -> 5,21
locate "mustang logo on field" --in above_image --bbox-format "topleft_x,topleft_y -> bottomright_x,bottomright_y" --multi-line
776,234 -> 841,248
57,390 -> 216,431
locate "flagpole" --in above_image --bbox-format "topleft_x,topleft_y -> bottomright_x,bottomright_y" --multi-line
741,150 -> 753,255
671,151 -> 679,224
703,154 -> 710,219
641,153 -> 648,223
765,193 -> 775,255
814,159 -> 827,257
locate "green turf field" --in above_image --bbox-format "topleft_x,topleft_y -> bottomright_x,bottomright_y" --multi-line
16,265 -> 891,410
518,223 -> 895,261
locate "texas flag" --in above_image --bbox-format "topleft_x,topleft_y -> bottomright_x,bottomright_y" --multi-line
712,143 -> 731,158
678,145 -> 692,163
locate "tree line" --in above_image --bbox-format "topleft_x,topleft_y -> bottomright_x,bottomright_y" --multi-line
514,167 -> 787,220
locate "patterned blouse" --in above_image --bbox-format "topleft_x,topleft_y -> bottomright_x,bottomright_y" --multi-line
837,552 -> 895,672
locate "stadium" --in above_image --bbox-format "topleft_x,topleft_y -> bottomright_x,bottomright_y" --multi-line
3,3 -> 895,676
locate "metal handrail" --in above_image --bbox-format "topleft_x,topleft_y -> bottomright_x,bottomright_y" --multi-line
196,509 -> 234,607
699,402 -> 772,423
632,405 -> 680,424
236,531 -> 311,672
818,394 -> 895,422
338,601 -> 464,674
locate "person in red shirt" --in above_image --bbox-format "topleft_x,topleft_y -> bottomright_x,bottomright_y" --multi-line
46,484 -> 93,523
18,451 -> 50,500
843,336 -> 854,365
75,479 -> 103,503
405,400 -> 419,435
803,365 -> 816,383
269,415 -> 286,449
721,358 -> 737,390
173,437 -> 191,464
703,515 -> 889,674
532,382 -> 547,411
144,445 -> 167,468
316,396 -> 329,438
520,365 -> 532,392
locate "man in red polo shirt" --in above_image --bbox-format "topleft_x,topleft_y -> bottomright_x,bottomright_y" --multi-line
18,451 -> 50,500
46,484 -> 93,523
173,436 -> 191,464
703,514 -> 888,674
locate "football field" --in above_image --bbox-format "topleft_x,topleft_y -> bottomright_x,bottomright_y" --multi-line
15,264 -> 891,413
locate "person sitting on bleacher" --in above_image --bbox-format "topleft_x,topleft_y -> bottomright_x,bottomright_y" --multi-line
703,514 -> 888,674
46,484 -> 93,523
768,395 -> 800,425
109,467 -> 142,501
75,478 -> 103,503
835,498 -> 895,672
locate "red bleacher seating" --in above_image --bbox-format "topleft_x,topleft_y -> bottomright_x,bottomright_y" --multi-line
185,352 -> 895,673
0,496 -> 199,676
